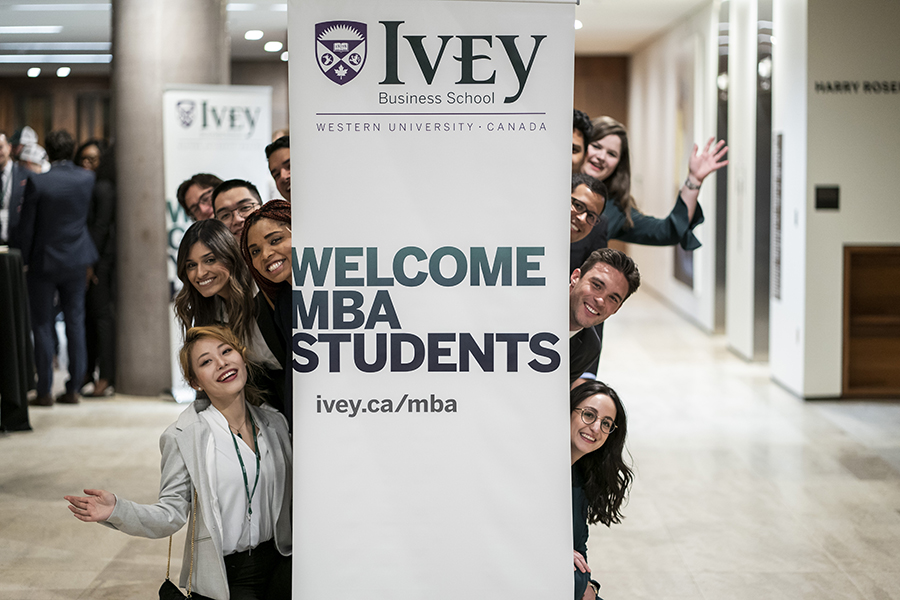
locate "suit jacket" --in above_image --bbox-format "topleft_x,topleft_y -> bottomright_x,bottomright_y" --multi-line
570,327 -> 601,385
16,161 -> 98,274
3,161 -> 29,246
103,402 -> 292,600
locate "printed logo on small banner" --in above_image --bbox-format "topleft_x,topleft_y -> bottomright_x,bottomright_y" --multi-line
315,21 -> 367,85
176,100 -> 196,128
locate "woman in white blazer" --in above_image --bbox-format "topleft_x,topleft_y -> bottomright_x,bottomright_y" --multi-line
66,325 -> 292,600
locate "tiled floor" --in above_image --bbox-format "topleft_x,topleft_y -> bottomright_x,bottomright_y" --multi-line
1,291 -> 898,599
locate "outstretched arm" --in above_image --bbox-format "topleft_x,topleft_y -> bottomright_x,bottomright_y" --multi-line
681,137 -> 728,221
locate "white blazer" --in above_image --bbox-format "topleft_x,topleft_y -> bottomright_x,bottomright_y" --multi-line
102,401 -> 292,600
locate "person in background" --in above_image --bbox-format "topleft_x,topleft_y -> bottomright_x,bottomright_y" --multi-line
74,139 -> 107,173
212,179 -> 263,241
570,380 -> 633,600
17,130 -> 98,406
82,144 -> 117,397
65,325 -> 293,600
570,173 -> 607,245
18,142 -> 50,174
177,173 -> 223,221
265,136 -> 290,202
0,130 -> 30,247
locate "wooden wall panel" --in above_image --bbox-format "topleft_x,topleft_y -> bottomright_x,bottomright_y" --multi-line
573,56 -> 630,127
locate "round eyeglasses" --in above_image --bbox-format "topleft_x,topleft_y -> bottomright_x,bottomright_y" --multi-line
571,198 -> 600,227
573,407 -> 616,435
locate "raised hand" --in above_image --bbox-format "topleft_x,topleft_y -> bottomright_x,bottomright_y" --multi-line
688,137 -> 729,184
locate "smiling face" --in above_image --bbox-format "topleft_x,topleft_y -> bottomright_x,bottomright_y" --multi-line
571,393 -> 617,464
185,241 -> 231,299
569,261 -> 629,331
572,129 -> 585,172
247,217 -> 292,285
184,184 -> 215,221
581,134 -> 622,182
268,147 -> 291,201
214,186 -> 261,240
570,183 -> 605,243
189,337 -> 247,398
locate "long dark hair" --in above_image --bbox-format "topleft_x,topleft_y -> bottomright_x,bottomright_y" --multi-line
240,200 -> 292,301
174,219 -> 255,344
571,380 -> 634,526
589,116 -> 636,230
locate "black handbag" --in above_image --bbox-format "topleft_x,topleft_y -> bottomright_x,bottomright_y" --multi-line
159,490 -> 199,599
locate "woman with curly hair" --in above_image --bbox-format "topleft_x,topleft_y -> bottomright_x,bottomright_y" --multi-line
570,380 -> 633,600
240,200 -> 293,420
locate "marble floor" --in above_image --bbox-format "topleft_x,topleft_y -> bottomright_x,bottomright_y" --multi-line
1,291 -> 899,599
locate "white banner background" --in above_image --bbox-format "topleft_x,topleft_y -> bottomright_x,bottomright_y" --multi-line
162,84 -> 273,400
290,2 -> 575,597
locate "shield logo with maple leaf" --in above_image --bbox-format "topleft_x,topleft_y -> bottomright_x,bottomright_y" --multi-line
315,21 -> 367,86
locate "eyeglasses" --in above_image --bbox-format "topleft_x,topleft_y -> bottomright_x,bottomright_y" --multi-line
571,198 -> 600,227
187,189 -> 213,219
216,199 -> 261,224
573,408 -> 617,434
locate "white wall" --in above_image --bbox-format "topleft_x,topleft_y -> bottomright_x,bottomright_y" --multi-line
627,2 -> 720,332
802,0 -> 900,396
769,0 -> 807,395
724,0 -> 760,359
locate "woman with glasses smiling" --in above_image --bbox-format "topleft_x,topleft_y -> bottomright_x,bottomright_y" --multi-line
570,380 -> 633,600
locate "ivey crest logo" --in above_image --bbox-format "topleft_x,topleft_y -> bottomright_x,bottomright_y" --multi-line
316,21 -> 367,85
176,100 -> 196,128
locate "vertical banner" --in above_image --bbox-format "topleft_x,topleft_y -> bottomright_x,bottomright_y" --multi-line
162,85 -> 273,400
290,1 -> 575,597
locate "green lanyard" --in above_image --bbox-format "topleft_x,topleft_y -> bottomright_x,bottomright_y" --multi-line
229,410 -> 260,521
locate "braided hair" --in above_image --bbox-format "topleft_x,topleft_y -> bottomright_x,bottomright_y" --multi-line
240,200 -> 292,301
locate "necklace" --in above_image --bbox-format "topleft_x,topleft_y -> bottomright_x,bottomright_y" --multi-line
228,416 -> 247,437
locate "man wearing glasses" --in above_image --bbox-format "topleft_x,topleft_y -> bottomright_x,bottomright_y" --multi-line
569,173 -> 606,245
211,179 -> 264,241
176,173 -> 223,221
568,248 -> 640,386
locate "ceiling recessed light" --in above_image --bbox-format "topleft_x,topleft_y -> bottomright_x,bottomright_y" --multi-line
280,51 -> 288,62
27,67 -> 41,77
244,30 -> 263,41
57,66 -> 71,77
264,41 -> 283,53
574,20 -> 583,30
0,26 -> 64,34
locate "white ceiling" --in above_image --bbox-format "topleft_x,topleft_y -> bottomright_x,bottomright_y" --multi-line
0,0 -> 712,77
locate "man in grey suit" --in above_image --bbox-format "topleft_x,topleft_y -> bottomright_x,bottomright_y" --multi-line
0,131 -> 29,246
16,130 -> 98,406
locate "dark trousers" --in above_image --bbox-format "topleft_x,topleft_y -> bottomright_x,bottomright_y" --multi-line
27,268 -> 88,396
85,262 -> 116,384
192,539 -> 291,600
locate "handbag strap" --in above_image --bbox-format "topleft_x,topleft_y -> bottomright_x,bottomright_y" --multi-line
165,489 -> 200,597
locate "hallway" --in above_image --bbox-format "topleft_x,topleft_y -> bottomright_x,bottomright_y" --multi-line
1,290 -> 898,599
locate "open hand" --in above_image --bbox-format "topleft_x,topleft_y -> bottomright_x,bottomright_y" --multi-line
64,489 -> 116,522
689,137 -> 729,183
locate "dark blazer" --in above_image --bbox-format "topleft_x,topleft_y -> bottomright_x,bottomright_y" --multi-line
4,161 -> 30,247
16,161 -> 98,274
570,326 -> 601,385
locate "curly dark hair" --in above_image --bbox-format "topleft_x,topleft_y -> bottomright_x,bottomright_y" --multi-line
588,116 -> 636,229
240,200 -> 292,301
573,109 -> 592,143
571,380 -> 634,526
